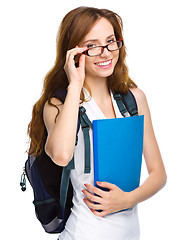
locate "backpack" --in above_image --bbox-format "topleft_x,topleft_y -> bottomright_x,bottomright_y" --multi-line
20,89 -> 138,234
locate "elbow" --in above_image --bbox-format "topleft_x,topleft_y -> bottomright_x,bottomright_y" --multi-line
158,169 -> 167,190
149,167 -> 167,190
162,171 -> 167,188
49,152 -> 73,167
52,153 -> 73,167
45,143 -> 73,167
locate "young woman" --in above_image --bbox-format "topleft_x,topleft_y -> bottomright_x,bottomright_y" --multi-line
28,7 -> 167,240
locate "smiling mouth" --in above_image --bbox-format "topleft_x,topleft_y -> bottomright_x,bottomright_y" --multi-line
95,59 -> 112,67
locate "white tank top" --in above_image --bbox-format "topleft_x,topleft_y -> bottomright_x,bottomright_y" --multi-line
59,88 -> 140,240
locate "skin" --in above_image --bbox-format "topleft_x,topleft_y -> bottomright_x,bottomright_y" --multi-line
44,17 -> 167,218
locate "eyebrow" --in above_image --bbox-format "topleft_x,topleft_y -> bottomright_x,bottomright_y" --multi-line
83,34 -> 115,44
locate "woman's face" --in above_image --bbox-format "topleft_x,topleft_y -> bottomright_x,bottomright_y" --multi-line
80,17 -> 119,81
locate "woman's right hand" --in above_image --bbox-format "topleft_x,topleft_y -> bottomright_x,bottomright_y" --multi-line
64,46 -> 87,89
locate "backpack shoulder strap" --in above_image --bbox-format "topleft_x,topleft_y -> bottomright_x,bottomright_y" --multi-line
60,166 -> 71,208
122,89 -> 138,116
114,89 -> 138,117
51,89 -> 67,103
79,106 -> 93,174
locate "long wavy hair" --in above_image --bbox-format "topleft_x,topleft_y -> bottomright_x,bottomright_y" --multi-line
27,6 -> 137,157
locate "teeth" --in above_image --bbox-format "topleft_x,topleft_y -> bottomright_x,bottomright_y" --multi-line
96,60 -> 111,66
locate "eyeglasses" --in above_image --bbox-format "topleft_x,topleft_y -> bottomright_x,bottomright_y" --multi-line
82,39 -> 124,57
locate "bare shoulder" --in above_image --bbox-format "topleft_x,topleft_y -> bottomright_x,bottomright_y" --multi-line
129,87 -> 147,103
43,98 -> 63,133
44,97 -> 63,113
129,87 -> 149,115
45,97 -> 63,107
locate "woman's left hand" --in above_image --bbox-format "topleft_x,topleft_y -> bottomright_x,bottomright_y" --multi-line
82,182 -> 133,217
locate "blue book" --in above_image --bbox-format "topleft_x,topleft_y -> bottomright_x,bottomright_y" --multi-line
93,115 -> 144,193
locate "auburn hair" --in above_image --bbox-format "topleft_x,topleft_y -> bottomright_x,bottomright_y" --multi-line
27,6 -> 137,157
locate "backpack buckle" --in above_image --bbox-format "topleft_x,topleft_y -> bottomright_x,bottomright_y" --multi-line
79,106 -> 93,129
130,108 -> 138,116
113,93 -> 122,100
79,106 -> 86,114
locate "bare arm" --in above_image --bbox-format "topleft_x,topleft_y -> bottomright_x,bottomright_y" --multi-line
43,46 -> 87,166
126,87 -> 167,206
43,84 -> 82,166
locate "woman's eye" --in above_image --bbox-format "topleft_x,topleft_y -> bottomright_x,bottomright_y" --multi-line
107,39 -> 115,43
87,43 -> 96,48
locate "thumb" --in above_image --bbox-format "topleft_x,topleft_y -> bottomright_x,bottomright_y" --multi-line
97,181 -> 116,190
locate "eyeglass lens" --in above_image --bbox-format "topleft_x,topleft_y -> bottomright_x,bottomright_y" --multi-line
87,40 -> 123,57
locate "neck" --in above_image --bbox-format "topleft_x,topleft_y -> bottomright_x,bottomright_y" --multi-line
84,76 -> 110,102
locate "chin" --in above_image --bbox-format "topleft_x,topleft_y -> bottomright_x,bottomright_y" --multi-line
95,67 -> 115,78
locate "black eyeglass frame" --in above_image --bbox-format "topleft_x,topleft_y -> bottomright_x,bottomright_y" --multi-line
82,39 -> 124,57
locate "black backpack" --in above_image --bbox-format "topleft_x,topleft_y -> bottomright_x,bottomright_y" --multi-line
20,89 -> 138,234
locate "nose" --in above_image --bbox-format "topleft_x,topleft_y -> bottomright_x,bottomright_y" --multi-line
100,47 -> 111,58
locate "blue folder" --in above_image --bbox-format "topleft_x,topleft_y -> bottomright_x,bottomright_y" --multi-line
93,115 -> 144,193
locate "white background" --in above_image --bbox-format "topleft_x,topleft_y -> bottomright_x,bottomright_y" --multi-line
1,0 -> 193,239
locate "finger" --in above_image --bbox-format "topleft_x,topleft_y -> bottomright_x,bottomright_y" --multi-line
97,181 -> 116,190
66,47 -> 86,61
91,209 -> 108,218
83,198 -> 103,211
84,184 -> 106,198
78,53 -> 85,69
66,46 -> 81,55
64,47 -> 86,71
82,189 -> 103,204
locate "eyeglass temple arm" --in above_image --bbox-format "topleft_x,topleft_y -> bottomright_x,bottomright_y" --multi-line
117,37 -> 124,45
